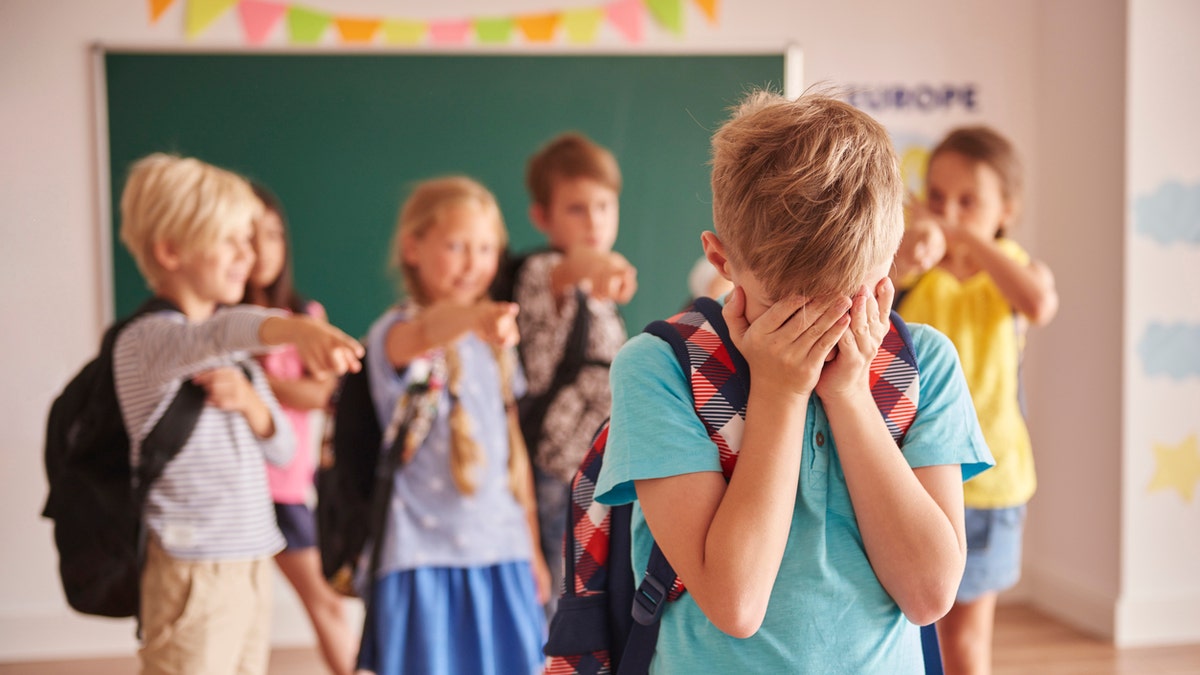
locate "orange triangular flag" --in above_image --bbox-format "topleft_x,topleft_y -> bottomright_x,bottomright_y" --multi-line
148,0 -> 175,24
335,17 -> 383,44
694,0 -> 719,23
516,13 -> 561,43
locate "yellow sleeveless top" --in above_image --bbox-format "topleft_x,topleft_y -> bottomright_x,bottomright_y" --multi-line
896,238 -> 1035,508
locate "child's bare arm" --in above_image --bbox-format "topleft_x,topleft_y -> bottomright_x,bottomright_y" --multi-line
384,301 -> 520,368
192,367 -> 275,438
550,246 -> 638,304
259,315 -> 364,379
635,288 -> 851,638
265,373 -> 337,411
951,228 -> 1058,325
817,277 -> 966,626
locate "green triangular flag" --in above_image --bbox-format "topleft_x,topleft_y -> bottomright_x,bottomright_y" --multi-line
287,6 -> 332,44
646,0 -> 684,35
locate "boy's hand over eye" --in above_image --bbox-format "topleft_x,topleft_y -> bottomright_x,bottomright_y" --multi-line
723,286 -> 851,400
815,276 -> 895,403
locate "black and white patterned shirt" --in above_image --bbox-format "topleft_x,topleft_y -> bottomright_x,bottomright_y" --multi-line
514,252 -> 627,483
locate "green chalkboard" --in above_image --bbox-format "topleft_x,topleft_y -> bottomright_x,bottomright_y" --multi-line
105,53 -> 783,337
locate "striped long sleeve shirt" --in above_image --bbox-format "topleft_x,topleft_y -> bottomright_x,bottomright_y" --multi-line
113,305 -> 293,561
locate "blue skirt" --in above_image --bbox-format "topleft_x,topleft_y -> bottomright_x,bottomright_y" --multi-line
358,562 -> 546,675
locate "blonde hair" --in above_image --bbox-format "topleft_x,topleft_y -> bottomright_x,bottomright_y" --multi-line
119,153 -> 260,290
526,132 -> 622,208
391,176 -> 528,501
710,90 -> 904,300
391,176 -> 507,306
929,125 -> 1023,237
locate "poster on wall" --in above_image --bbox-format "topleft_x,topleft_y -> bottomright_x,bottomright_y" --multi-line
842,82 -> 980,198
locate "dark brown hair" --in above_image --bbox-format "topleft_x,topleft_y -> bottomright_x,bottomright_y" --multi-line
245,182 -> 307,314
929,126 -> 1023,237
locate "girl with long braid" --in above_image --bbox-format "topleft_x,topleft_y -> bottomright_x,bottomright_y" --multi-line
357,176 -> 549,675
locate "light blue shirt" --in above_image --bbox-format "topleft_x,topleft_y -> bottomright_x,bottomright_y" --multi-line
595,322 -> 993,673
364,308 -> 531,576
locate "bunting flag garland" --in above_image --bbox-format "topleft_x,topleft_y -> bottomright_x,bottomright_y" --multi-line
563,7 -> 605,44
335,17 -> 383,43
148,0 -> 176,24
645,0 -> 683,35
287,6 -> 331,43
605,0 -> 645,43
238,0 -> 286,45
157,0 -> 718,45
185,0 -> 238,37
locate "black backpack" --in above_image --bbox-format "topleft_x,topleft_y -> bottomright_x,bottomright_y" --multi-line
316,355 -> 386,595
41,298 -> 206,619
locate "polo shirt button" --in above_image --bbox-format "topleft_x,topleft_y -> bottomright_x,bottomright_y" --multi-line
815,431 -> 825,447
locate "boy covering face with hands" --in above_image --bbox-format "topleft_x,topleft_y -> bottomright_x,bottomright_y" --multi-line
592,92 -> 994,673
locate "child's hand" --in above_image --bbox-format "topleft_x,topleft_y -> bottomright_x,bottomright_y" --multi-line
562,246 -> 638,304
192,366 -> 259,412
896,197 -> 947,279
263,315 -> 364,380
473,301 -> 521,348
815,276 -> 895,402
723,286 -> 852,399
532,549 -> 553,604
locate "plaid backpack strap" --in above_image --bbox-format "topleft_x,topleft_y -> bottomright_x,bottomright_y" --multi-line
645,296 -> 750,479
626,298 -> 750,608
871,311 -> 920,443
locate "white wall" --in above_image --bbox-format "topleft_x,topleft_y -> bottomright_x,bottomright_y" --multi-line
1120,0 -> 1200,648
1021,0 -> 1127,640
2,0 -> 1193,662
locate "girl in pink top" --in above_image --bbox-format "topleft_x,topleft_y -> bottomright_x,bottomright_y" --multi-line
244,183 -> 355,675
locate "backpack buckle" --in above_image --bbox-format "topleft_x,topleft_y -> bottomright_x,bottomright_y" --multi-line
631,573 -> 668,625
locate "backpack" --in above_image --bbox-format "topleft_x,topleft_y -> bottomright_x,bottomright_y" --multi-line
491,249 -> 601,455
315,345 -> 454,598
41,298 -> 206,619
316,354 -> 385,595
544,296 -> 943,675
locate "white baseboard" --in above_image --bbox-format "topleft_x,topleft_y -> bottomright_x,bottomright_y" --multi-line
0,570 -> 363,663
1115,590 -> 1200,647
1020,562 -> 1118,641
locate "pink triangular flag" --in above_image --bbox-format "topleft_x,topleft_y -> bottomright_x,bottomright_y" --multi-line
606,0 -> 644,43
238,0 -> 287,45
429,19 -> 472,44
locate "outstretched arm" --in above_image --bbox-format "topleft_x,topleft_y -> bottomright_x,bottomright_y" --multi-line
635,287 -> 852,638
383,300 -> 519,368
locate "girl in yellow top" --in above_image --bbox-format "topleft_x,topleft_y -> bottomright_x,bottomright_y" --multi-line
893,127 -> 1058,675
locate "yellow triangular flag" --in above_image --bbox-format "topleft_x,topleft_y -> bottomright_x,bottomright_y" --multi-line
694,0 -> 719,23
382,19 -> 426,45
185,0 -> 238,38
563,7 -> 604,44
148,0 -> 176,24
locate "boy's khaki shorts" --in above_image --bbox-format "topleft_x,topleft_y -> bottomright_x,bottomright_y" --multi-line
139,540 -> 273,675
